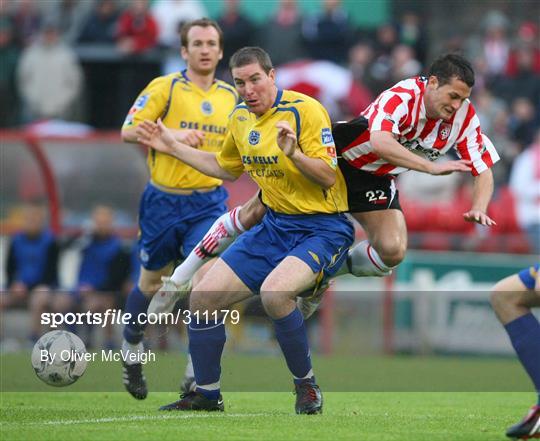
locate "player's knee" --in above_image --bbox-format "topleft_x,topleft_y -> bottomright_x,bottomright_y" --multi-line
260,290 -> 292,314
489,288 -> 517,313
137,279 -> 162,296
260,291 -> 279,315
189,289 -> 221,315
376,238 -> 406,267
489,289 -> 503,313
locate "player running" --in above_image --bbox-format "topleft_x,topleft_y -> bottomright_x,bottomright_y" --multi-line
119,18 -> 240,400
137,46 -> 354,414
491,264 -> 540,440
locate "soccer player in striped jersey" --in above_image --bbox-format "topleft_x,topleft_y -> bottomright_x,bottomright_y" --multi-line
153,53 -> 499,305
119,18 -> 241,400
491,264 -> 540,440
138,47 -> 353,414
333,53 -> 498,277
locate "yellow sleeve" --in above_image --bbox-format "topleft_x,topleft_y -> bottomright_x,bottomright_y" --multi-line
122,76 -> 170,128
297,102 -> 338,169
215,130 -> 244,178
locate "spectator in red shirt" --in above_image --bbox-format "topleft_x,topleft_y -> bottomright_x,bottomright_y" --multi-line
116,0 -> 158,54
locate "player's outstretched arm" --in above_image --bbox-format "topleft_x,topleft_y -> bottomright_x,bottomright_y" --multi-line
122,126 -> 205,147
370,131 -> 473,175
276,121 -> 336,189
137,119 -> 237,181
463,168 -> 496,226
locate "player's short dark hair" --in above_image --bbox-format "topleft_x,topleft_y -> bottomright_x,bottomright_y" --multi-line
229,47 -> 273,74
427,54 -> 475,88
180,18 -> 223,50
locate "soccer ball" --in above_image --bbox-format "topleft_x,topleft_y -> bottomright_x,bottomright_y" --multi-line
31,330 -> 88,387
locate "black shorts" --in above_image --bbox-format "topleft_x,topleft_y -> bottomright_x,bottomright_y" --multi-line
338,159 -> 401,213
333,116 -> 402,214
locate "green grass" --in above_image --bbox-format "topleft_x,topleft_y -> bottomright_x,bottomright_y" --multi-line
0,391 -> 534,440
1,352 -> 531,392
1,352 -> 535,440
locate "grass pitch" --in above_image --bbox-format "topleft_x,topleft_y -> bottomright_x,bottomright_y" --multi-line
1,391 -> 533,440
1,352 -> 534,440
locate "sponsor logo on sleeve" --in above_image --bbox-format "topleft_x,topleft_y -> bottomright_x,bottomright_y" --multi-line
135,94 -> 149,109
321,128 -> 334,146
124,94 -> 150,126
326,146 -> 338,167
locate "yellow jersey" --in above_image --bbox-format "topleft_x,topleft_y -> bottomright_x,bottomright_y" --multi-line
123,70 -> 238,189
216,90 -> 348,214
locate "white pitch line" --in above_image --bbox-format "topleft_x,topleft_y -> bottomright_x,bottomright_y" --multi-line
6,413 -> 267,427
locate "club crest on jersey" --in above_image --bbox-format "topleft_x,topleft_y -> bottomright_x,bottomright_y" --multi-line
321,128 -> 334,146
383,114 -> 396,124
201,101 -> 213,115
438,122 -> 452,140
248,130 -> 260,146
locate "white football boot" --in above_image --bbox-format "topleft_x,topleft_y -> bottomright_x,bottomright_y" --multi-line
147,277 -> 192,315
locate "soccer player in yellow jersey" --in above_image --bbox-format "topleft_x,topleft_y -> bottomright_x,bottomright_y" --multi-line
491,265 -> 540,439
137,47 -> 355,414
119,18 -> 241,400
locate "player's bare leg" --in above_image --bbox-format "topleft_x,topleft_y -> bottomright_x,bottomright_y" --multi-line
491,273 -> 540,439
349,209 -> 407,276
490,275 -> 540,324
298,209 -> 407,318
148,194 -> 266,315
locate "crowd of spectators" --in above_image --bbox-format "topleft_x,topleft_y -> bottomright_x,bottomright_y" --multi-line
1,0 -> 538,248
1,1 -> 538,174
0,201 -> 135,347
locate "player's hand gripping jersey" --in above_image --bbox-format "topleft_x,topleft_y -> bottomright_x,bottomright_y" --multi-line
334,76 -> 500,177
216,90 -> 348,214
123,70 -> 238,189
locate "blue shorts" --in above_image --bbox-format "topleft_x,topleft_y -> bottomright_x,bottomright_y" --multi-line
138,183 -> 228,270
221,209 -> 354,293
518,263 -> 539,290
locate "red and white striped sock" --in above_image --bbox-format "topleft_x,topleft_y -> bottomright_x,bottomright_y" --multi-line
170,207 -> 246,285
346,240 -> 393,277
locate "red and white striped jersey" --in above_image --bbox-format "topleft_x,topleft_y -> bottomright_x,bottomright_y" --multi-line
340,76 -> 500,176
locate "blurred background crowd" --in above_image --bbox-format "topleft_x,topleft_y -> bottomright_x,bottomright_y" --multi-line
0,0 -> 539,349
